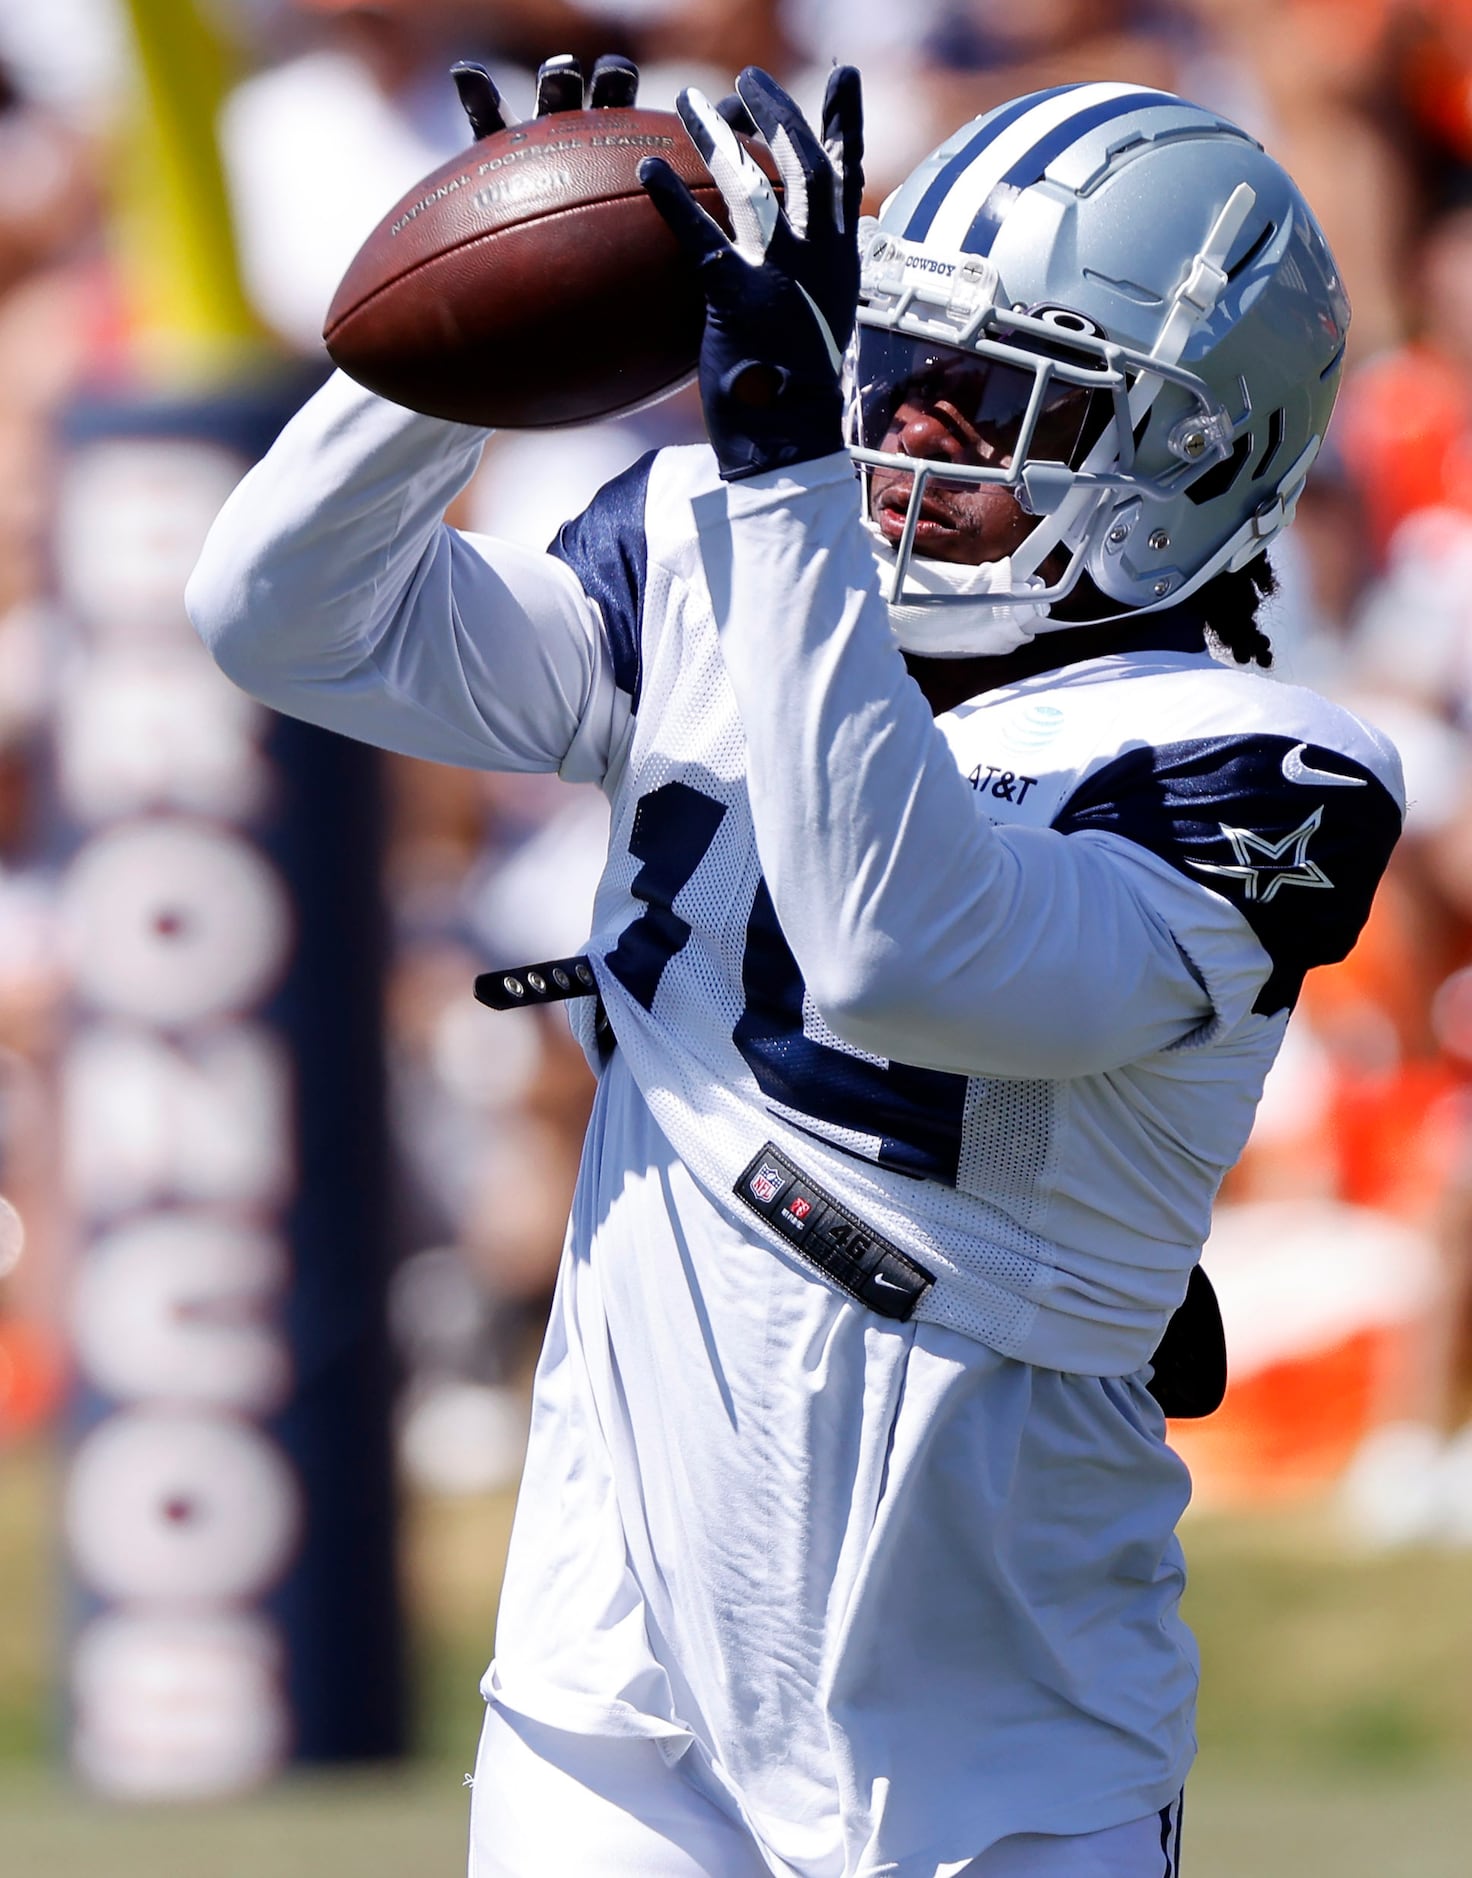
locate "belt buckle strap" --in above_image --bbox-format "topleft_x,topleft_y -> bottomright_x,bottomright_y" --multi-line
734,1142 -> 935,1321
474,954 -> 599,1010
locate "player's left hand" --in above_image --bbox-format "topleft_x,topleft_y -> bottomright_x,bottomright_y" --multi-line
639,66 -> 864,482
452,51 -> 640,140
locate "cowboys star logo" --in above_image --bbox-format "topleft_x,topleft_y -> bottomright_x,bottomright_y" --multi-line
1187,805 -> 1333,904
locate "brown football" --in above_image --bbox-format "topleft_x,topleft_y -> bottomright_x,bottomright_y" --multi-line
323,108 -> 777,430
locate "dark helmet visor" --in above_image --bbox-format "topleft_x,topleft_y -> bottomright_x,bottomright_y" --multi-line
854,327 -> 1107,476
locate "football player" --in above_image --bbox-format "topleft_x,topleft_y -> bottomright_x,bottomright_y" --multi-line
188,56 -> 1402,1878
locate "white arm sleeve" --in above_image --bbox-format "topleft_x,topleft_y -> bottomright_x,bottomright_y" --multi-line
186,371 -> 625,785
696,455 -> 1260,1080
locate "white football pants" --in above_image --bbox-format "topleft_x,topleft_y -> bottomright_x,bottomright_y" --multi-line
467,1702 -> 1183,1878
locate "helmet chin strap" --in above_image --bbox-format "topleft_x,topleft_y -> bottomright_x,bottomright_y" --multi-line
864,521 -> 1054,657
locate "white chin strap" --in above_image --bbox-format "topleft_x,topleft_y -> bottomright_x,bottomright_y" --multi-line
865,523 -> 1053,658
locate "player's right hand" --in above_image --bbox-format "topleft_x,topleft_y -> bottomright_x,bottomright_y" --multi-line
452,53 -> 640,142
639,66 -> 864,483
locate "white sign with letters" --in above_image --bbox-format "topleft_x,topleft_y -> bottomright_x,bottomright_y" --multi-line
56,434 -> 301,1798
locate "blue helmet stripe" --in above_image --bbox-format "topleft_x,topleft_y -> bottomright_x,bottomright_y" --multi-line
903,86 -> 1079,241
961,88 -> 1182,254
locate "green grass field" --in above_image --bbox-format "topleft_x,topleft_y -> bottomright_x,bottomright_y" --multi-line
6,1435 -> 1472,1875
7,1764 -> 1472,1878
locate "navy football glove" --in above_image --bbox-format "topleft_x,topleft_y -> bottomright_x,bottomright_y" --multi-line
452,51 -> 639,138
639,66 -> 864,482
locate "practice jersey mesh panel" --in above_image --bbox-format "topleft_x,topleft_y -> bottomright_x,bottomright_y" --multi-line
801,992 -> 889,1069
637,572 -> 760,1017
956,1076 -> 1055,1212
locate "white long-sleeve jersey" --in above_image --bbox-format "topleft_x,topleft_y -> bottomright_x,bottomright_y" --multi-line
188,375 -> 1404,1868
188,372 -> 1403,1378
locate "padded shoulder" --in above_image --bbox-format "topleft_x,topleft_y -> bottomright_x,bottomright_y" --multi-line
1053,730 -> 1403,1014
547,449 -> 658,705
545,444 -> 721,709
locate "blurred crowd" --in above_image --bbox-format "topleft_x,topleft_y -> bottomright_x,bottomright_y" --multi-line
4,0 -> 1472,1534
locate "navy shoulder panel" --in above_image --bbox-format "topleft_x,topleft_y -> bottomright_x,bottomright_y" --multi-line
1053,735 -> 1403,1015
547,449 -> 656,707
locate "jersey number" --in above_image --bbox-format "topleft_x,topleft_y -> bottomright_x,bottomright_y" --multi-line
608,783 -> 967,1184
605,782 -> 727,1010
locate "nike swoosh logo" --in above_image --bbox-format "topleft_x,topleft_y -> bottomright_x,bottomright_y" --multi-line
1282,743 -> 1366,788
870,1271 -> 908,1292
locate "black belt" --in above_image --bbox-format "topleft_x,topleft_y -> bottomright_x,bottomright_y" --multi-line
474,951 -> 615,1060
734,1141 -> 936,1320
474,958 -> 1226,1413
473,953 -> 599,1010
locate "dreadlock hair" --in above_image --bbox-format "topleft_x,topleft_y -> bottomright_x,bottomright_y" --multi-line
1196,552 -> 1277,669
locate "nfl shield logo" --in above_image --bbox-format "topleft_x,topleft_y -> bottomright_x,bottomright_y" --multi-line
750,1162 -> 785,1205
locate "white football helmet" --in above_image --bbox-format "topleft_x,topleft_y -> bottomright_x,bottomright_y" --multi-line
848,83 -> 1351,657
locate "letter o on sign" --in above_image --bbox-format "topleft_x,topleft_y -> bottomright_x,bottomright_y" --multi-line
59,820 -> 293,1024
66,1409 -> 302,1604
72,1609 -> 290,1798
